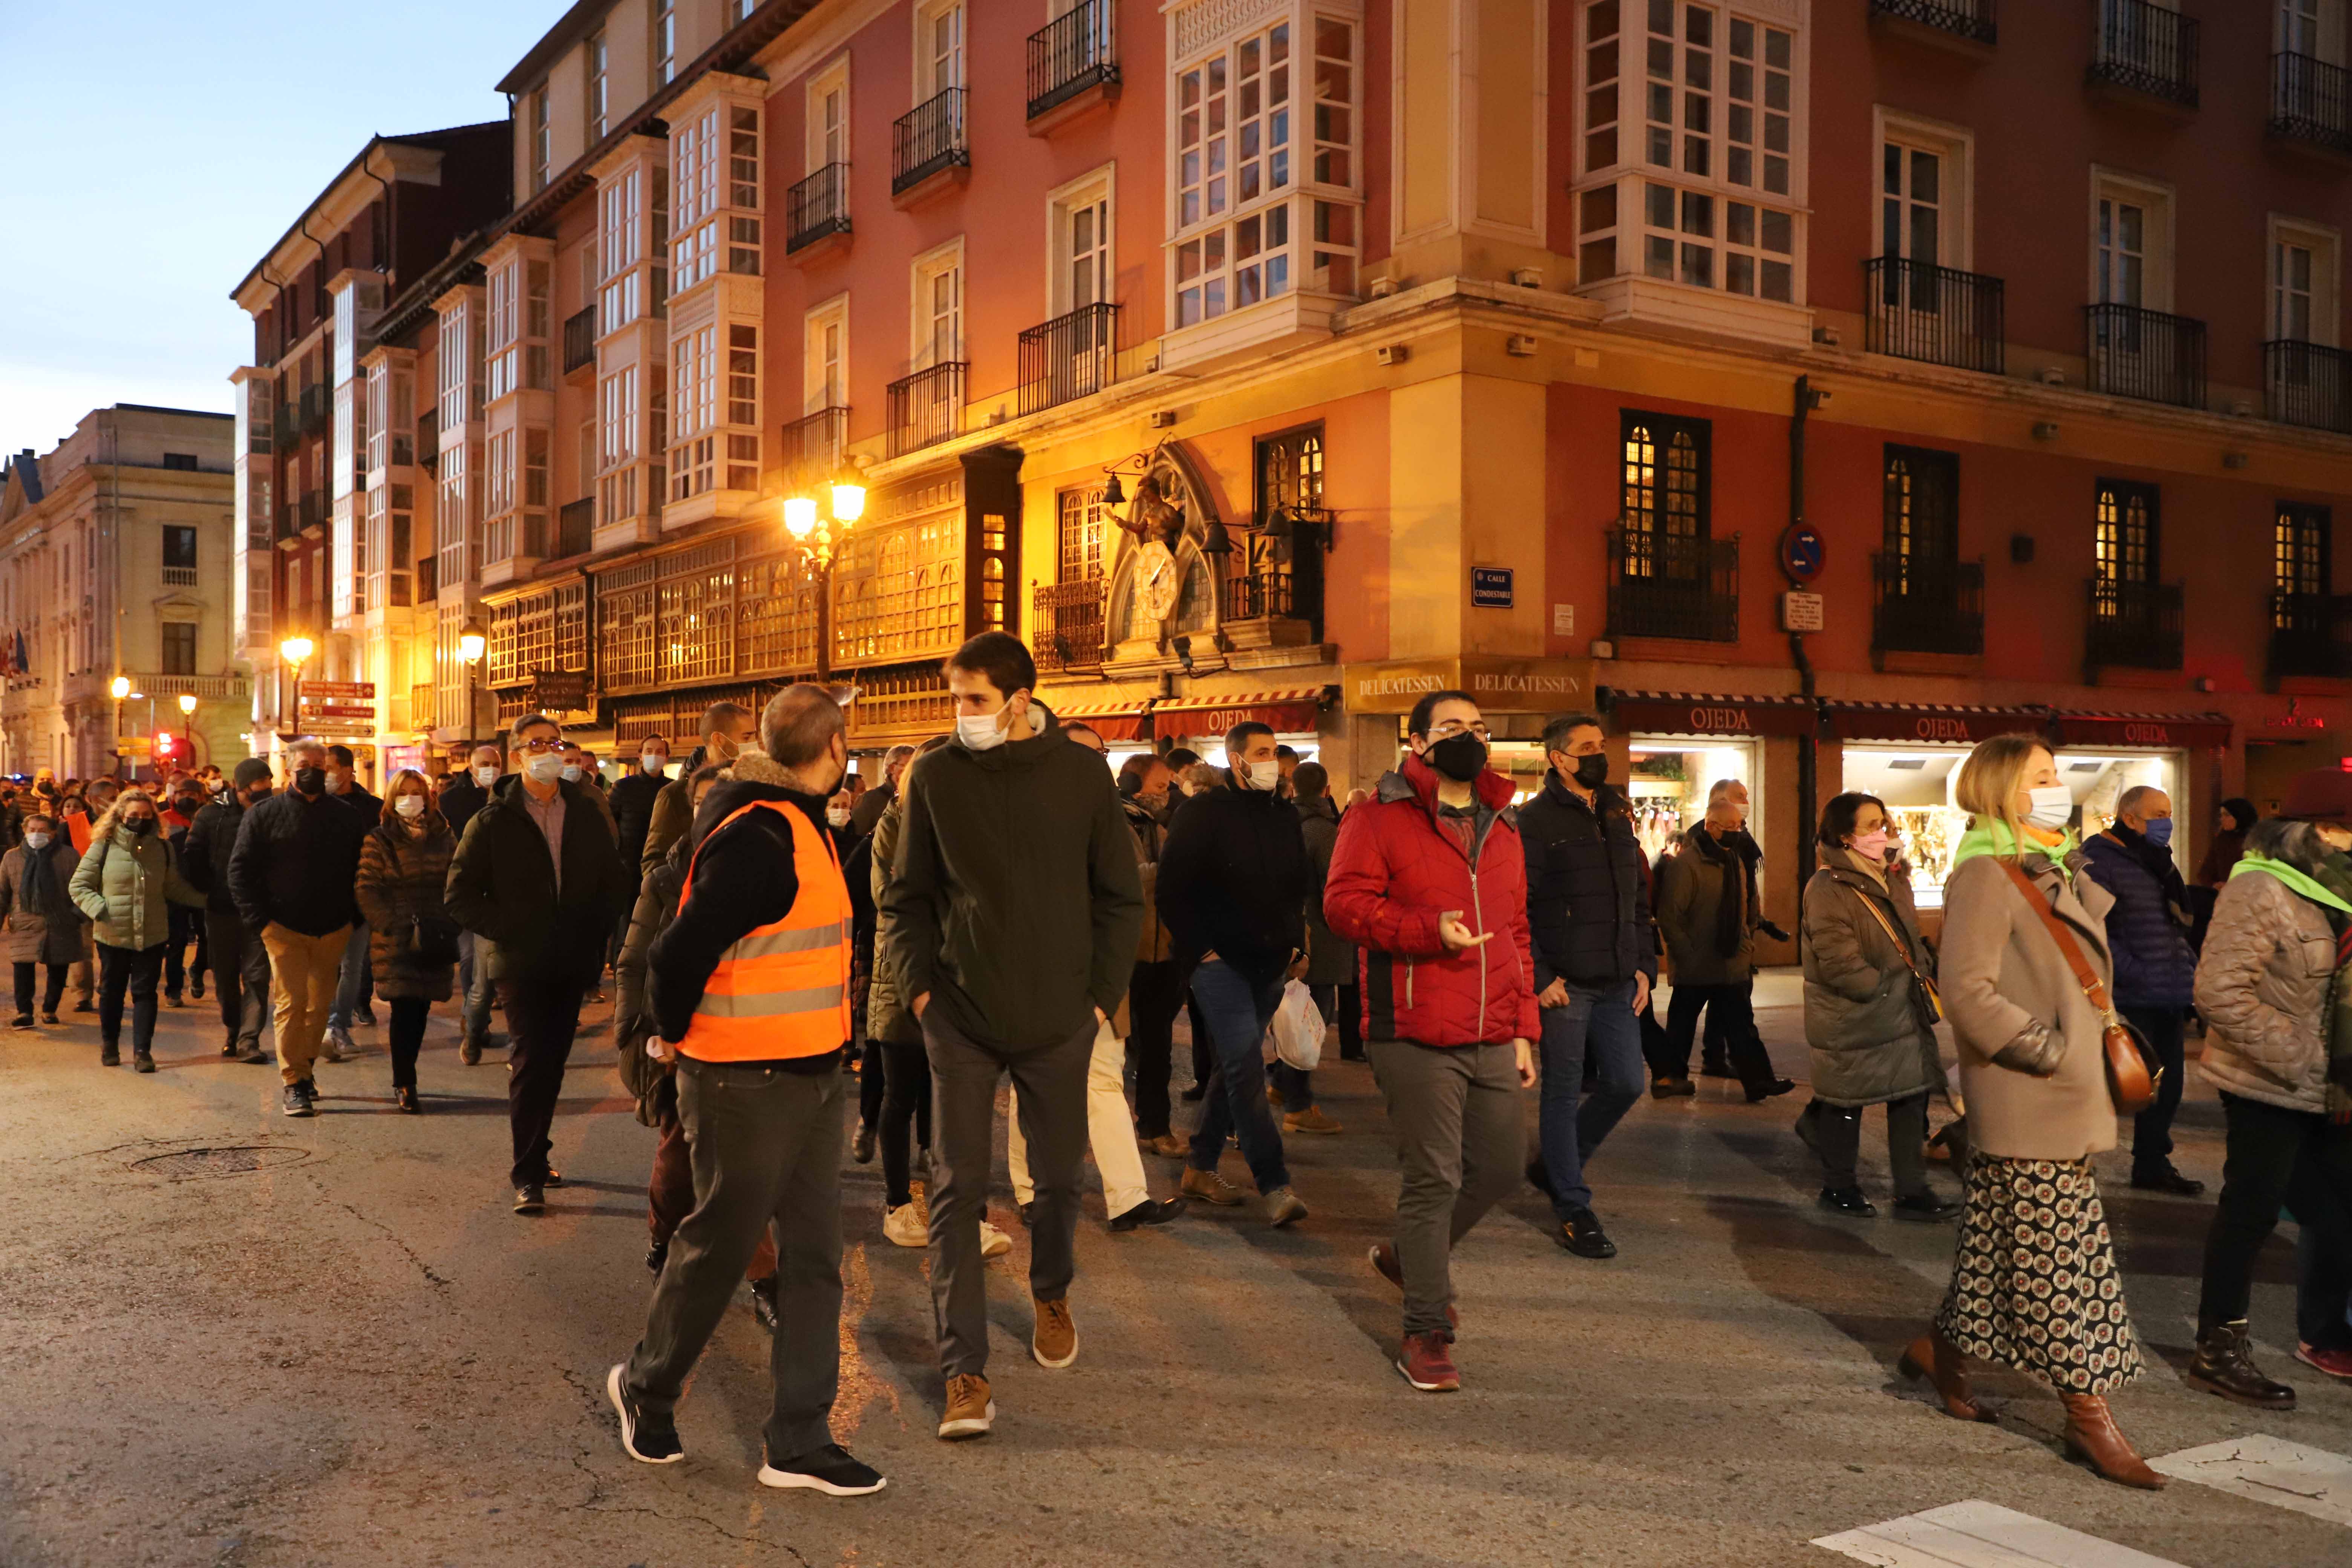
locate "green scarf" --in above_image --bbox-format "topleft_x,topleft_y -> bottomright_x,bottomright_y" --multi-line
1951,819 -> 2080,884
2233,850 -> 2352,1107
2229,852 -> 2352,917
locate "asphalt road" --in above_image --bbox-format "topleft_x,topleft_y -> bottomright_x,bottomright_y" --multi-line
1,975 -> 2346,1568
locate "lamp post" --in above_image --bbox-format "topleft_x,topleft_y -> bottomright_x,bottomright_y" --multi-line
176,692 -> 196,773
108,674 -> 130,780
457,618 -> 487,748
785,475 -> 866,681
279,635 -> 314,737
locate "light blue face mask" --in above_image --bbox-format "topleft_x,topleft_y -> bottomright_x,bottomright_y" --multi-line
2142,817 -> 2174,849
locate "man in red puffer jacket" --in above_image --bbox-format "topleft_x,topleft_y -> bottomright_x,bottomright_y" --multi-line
1325,689 -> 1539,1394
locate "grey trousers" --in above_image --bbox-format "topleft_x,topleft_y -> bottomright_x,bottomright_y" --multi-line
624,1056 -> 846,1461
922,1006 -> 1094,1380
1805,1093 -> 1930,1196
1366,1038 -> 1525,1337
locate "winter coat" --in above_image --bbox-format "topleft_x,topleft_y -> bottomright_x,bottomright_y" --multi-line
2079,828 -> 2198,1010
445,775 -> 627,985
1516,773 -> 1655,989
228,790 -> 366,936
1799,849 -> 1940,1107
867,787 -> 919,1047
1297,796 -> 1357,987
437,773 -> 492,837
1654,839 -> 1755,987
1124,797 -> 1178,965
354,815 -> 460,1002
850,777 -> 896,839
178,798 -> 247,915
1323,754 -> 1540,1049
1939,845 -> 2120,1162
607,766 -> 668,874
880,710 -> 1145,1051
640,774 -> 696,876
1156,778 -> 1312,988
0,838 -> 87,965
69,824 -> 205,952
2193,861 -> 2336,1116
616,838 -> 688,1125
2197,827 -> 2249,889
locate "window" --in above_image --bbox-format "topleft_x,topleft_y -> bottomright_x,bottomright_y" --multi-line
1050,173 -> 1112,314
438,303 -> 470,429
600,169 -> 644,329
161,452 -> 198,472
2279,0 -> 2334,59
913,243 -> 963,366
2276,502 -> 2330,602
1882,447 -> 1958,570
810,63 -> 850,168
1056,488 -> 1108,582
655,0 -> 677,84
588,32 -> 609,141
2091,171 -> 2173,312
2269,219 -> 2340,345
669,323 -> 761,500
161,622 -> 197,677
920,0 -> 967,95
531,87 -> 551,192
162,525 -> 199,583
1619,409 -> 1708,559
1637,3 -> 1791,193
673,101 -> 762,292
2097,197 -> 2145,308
2094,479 -> 2159,590
805,295 -> 847,412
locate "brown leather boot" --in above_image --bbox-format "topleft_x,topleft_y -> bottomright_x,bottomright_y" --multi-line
2059,1393 -> 2167,1490
2186,1320 -> 2297,1410
1899,1332 -> 1992,1422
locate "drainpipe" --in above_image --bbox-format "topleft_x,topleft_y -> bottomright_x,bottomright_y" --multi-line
1790,374 -> 1818,910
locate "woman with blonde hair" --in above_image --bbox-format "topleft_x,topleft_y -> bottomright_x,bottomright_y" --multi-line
67,786 -> 206,1072
354,768 -> 461,1113
1900,733 -> 2163,1490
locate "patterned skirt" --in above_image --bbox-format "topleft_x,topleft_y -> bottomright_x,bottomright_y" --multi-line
1933,1154 -> 2146,1395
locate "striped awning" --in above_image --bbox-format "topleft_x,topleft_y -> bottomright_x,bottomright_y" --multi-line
2052,710 -> 2233,750
1822,701 -> 2047,744
1152,686 -> 1331,736
1603,689 -> 1818,738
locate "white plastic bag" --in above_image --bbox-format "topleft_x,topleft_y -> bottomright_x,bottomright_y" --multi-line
1269,980 -> 1325,1072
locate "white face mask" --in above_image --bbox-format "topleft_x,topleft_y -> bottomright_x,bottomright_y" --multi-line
957,709 -> 1011,752
524,752 -> 566,785
473,764 -> 499,787
2023,784 -> 2074,831
23,831 -> 49,850
560,764 -> 583,782
642,753 -> 665,775
393,795 -> 425,819
326,771 -> 349,795
826,805 -> 851,827
1243,759 -> 1282,792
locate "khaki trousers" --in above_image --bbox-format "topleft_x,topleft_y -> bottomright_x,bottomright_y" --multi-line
1008,1015 -> 1150,1219
264,923 -> 351,1086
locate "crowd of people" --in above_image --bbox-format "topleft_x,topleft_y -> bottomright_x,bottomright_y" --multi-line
8,632 -> 2348,1502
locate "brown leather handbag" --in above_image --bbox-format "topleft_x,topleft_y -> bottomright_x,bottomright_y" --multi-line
2000,862 -> 2161,1115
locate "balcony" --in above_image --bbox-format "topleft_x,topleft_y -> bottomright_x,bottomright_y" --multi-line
299,384 -> 329,437
2084,303 -> 2206,410
2266,340 -> 2352,434
297,488 -> 327,535
2272,52 -> 2352,160
892,88 -> 969,198
563,306 -> 597,375
787,162 -> 852,254
1028,0 -> 1120,122
1867,0 -> 1995,49
1017,303 -> 1121,415
886,361 -> 966,457
2085,578 -> 2184,671
2088,0 -> 2198,110
557,497 -> 595,559
416,554 -> 436,602
1606,528 -> 1739,643
2271,592 -> 2352,682
1864,257 -> 2005,375
780,406 -> 848,484
273,403 -> 299,449
1033,579 -> 1109,672
415,409 -> 439,475
127,673 -> 249,703
1872,554 -> 1984,658
1224,568 -> 1321,642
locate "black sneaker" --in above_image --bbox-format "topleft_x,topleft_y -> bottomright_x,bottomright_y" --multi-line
132,1052 -> 156,1074
1745,1077 -> 1797,1104
606,1364 -> 683,1464
9,1014 -> 32,1031
759,1442 -> 885,1496
1818,1186 -> 1877,1217
1558,1205 -> 1618,1259
1891,1191 -> 1963,1222
282,1083 -> 314,1117
100,1046 -> 120,1067
750,1276 -> 778,1334
219,1034 -> 240,1057
39,1011 -> 58,1024
164,992 -> 183,1009
1109,1196 -> 1185,1231
354,1009 -> 377,1027
513,1184 -> 545,1214
2131,1162 -> 2206,1197
645,1238 -> 668,1275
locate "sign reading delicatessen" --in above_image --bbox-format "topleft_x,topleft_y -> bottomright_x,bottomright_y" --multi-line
1345,657 -> 1596,715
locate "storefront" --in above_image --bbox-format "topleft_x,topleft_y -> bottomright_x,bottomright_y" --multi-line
1341,656 -> 1597,799
1603,690 -> 1815,861
1035,683 -> 1159,770
1149,687 -> 1329,763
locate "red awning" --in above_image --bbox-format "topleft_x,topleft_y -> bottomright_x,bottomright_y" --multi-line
2052,710 -> 2233,750
1152,687 -> 1328,736
1039,693 -> 1151,744
1605,690 -> 1818,738
1822,702 -> 2048,745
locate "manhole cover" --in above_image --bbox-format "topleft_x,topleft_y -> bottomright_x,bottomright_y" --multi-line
130,1145 -> 311,1179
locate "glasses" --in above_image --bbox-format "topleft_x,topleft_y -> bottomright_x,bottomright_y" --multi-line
1426,721 -> 1492,741
519,737 -> 565,753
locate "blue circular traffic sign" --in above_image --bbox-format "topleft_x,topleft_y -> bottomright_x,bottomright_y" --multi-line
1779,522 -> 1827,584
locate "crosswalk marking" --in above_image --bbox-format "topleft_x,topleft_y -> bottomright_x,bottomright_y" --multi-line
1812,1500 -> 2190,1568
2150,1433 -> 2352,1528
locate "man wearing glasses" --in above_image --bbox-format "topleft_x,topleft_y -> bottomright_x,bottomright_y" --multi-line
446,713 -> 628,1212
1324,690 -> 1539,1394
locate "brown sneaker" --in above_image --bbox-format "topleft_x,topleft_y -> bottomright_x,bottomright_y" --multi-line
1142,1132 -> 1190,1158
937,1374 -> 995,1440
1396,1330 -> 1461,1392
1181,1167 -> 1246,1206
1032,1297 -> 1078,1369
1284,1106 -> 1342,1135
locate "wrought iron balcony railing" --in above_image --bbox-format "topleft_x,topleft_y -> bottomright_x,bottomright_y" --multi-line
1225,571 -> 1307,623
787,162 -> 852,253
1868,0 -> 1995,47
892,88 -> 969,195
1033,579 -> 1109,672
2084,303 -> 2207,410
1028,0 -> 1120,120
2266,339 -> 2352,434
1017,303 -> 1121,415
2272,52 -> 2352,158
2089,0 -> 2198,108
1872,554 -> 1984,657
1864,257 -> 2005,375
2086,578 -> 2184,671
1606,528 -> 1739,643
885,362 -> 966,458
2271,591 -> 2352,681
299,385 -> 330,437
562,306 -> 597,374
779,406 -> 849,481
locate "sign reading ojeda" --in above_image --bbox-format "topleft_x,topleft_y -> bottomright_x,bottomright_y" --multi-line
1344,656 -> 1595,715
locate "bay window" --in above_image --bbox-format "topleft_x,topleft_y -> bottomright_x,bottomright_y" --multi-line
672,101 -> 762,292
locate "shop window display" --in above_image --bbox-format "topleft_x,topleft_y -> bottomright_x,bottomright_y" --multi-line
1628,742 -> 1755,862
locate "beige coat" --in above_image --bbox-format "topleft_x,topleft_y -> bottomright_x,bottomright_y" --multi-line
2194,867 -> 2335,1115
1939,849 -> 2120,1162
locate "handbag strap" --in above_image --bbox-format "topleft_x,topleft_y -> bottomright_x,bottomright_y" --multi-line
1852,888 -> 1930,985
1997,860 -> 2117,1021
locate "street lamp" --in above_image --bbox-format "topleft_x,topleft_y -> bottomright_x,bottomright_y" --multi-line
279,635 -> 314,733
783,474 -> 868,571
458,617 -> 487,747
109,674 -> 130,780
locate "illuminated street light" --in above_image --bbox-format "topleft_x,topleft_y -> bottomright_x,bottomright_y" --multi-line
176,693 -> 196,718
830,479 -> 867,524
784,495 -> 819,538
109,674 -> 130,702
458,618 -> 487,746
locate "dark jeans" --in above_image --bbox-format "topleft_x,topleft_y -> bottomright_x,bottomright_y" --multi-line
387,995 -> 430,1090
1125,959 -> 1187,1136
858,1032 -> 887,1129
13,961 -> 66,1017
498,968 -> 587,1188
2122,1004 -> 2188,1172
1804,1093 -> 1930,1196
163,905 -> 197,998
625,1057 -> 844,1461
1269,1058 -> 1315,1111
328,920 -> 373,1030
1187,960 -> 1290,1193
2198,1092 -> 2352,1348
877,1034 -> 933,1210
1655,981 -> 1776,1092
1309,981 -> 1363,1060
1186,989 -> 1214,1090
1533,979 -> 1648,1216
1366,1038 -> 1524,1336
456,931 -> 494,1043
97,942 -> 164,1053
922,1006 -> 1093,1380
207,909 -> 270,1049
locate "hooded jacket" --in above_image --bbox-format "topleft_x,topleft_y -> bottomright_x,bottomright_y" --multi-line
1321,753 -> 1540,1048
1155,774 -> 1312,988
1516,772 -> 1654,989
879,706 -> 1145,1050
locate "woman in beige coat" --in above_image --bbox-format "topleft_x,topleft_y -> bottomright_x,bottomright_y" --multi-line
1901,735 -> 2162,1490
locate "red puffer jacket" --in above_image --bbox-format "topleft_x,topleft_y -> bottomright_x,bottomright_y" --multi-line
1324,755 -> 1540,1048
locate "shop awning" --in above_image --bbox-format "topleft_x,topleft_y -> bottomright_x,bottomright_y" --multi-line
2052,710 -> 2233,750
1822,701 -> 2047,745
1042,696 -> 1150,743
1152,687 -> 1329,736
1603,690 -> 1818,738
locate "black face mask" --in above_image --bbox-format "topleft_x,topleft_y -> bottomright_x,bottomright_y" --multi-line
244,787 -> 272,804
1572,753 -> 1609,790
1427,733 -> 1488,783
293,767 -> 326,796
125,816 -> 156,836
174,796 -> 201,816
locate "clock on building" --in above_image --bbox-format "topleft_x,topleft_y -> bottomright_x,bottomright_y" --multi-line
1137,541 -> 1180,622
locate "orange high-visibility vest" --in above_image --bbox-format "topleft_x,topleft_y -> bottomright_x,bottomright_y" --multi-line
677,798 -> 852,1063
